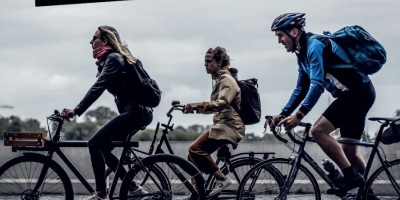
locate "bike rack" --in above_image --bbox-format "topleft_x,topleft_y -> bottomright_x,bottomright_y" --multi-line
4,132 -> 47,148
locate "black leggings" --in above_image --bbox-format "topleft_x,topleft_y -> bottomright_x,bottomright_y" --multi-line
87,108 -> 152,192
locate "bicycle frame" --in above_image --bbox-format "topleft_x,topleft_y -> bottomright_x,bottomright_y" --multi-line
267,116 -> 400,199
140,101 -> 276,198
12,112 -> 145,199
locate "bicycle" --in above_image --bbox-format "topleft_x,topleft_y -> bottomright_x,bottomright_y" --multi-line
117,100 -> 278,199
0,110 -> 206,200
236,115 -> 400,200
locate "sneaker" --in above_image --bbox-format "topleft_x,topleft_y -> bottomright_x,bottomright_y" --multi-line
128,185 -> 148,199
208,177 -> 234,197
336,173 -> 365,196
85,192 -> 109,200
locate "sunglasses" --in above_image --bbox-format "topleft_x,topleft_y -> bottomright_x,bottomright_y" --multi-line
91,36 -> 102,43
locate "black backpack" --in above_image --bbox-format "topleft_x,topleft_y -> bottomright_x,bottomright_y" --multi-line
227,75 -> 261,125
312,25 -> 387,75
131,60 -> 162,107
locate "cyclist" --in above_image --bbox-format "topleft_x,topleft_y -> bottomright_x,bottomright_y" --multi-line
184,47 -> 245,197
60,25 -> 152,200
270,13 -> 376,195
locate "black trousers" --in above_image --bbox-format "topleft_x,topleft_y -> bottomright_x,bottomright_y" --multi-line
87,108 -> 152,192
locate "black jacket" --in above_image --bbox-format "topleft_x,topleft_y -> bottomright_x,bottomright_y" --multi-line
74,52 -> 144,116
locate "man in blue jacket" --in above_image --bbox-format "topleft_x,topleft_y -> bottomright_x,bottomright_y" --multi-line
270,13 -> 376,196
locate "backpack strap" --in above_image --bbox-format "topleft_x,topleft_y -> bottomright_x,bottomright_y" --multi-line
221,73 -> 240,113
309,34 -> 353,70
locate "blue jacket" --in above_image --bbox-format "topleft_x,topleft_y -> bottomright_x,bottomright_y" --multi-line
281,33 -> 370,116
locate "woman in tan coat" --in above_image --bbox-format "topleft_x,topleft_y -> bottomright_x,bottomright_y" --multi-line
185,46 -> 245,197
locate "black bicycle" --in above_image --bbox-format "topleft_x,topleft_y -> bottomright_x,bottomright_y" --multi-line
115,100 -> 278,199
0,110 -> 206,200
236,115 -> 400,200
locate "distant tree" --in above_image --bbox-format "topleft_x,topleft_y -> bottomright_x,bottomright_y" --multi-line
85,106 -> 117,127
21,118 -> 46,133
63,119 -> 98,140
6,115 -> 22,132
0,116 -> 46,140
63,106 -> 117,140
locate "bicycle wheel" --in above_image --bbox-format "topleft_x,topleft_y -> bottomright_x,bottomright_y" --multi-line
0,154 -> 73,200
207,157 -> 266,198
236,157 -> 321,200
364,158 -> 400,199
120,154 -> 206,200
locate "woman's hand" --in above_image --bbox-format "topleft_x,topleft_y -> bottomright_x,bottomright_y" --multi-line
60,108 -> 76,119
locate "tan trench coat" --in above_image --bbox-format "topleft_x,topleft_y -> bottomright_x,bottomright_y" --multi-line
204,70 -> 245,146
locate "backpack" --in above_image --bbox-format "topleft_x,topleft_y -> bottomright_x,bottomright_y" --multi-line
227,75 -> 262,125
313,25 -> 387,75
131,60 -> 162,107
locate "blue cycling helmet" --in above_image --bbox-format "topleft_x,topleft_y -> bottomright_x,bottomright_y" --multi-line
271,13 -> 306,31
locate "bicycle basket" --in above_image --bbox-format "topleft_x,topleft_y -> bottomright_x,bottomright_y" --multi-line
381,123 -> 400,145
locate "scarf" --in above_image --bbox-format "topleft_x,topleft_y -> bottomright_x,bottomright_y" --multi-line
93,46 -> 114,66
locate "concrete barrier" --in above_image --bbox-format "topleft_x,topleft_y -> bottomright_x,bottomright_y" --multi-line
1,140 -> 399,194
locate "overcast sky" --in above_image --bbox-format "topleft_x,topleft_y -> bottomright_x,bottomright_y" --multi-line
1,0 -> 399,137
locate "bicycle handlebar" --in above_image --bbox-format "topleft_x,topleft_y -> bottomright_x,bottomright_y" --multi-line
265,115 -> 312,144
167,100 -> 199,117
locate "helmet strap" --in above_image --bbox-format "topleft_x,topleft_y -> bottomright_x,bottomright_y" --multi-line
283,29 -> 303,53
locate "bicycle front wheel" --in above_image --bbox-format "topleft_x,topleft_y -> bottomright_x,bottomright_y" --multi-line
0,154 -> 73,200
208,157 -> 265,198
236,157 -> 320,200
120,154 -> 206,200
364,158 -> 400,199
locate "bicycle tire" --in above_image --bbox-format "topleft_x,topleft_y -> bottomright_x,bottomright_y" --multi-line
364,158 -> 400,199
119,154 -> 206,200
105,155 -> 170,194
236,157 -> 321,200
0,154 -> 73,200
207,157 -> 268,198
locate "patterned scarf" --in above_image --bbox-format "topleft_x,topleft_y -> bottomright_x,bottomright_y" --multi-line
93,46 -> 114,66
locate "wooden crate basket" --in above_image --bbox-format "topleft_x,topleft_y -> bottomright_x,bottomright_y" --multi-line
4,132 -> 48,147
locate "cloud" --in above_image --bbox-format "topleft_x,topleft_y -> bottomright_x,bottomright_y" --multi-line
0,0 -> 399,137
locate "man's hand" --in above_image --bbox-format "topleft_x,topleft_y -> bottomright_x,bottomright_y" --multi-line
278,115 -> 301,131
270,115 -> 285,129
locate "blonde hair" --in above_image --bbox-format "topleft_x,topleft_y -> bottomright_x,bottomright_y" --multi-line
98,26 -> 137,64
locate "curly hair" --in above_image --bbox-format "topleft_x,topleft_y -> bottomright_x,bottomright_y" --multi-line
206,46 -> 231,68
98,25 -> 137,64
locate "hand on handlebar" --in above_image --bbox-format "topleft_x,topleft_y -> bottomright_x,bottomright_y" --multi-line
278,115 -> 301,131
60,108 -> 76,119
269,115 -> 285,130
183,104 -> 196,114
183,102 -> 207,114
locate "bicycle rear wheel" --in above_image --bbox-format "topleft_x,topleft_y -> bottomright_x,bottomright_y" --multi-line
120,154 -> 206,200
0,154 -> 73,200
364,158 -> 400,199
236,157 -> 320,200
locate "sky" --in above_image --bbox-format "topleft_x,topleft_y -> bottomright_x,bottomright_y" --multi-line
0,0 -> 399,137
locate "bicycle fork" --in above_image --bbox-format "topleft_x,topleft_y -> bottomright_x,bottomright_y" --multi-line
276,156 -> 301,199
27,152 -> 55,199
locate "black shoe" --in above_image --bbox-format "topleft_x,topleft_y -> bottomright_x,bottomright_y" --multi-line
336,173 -> 365,196
363,189 -> 380,200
